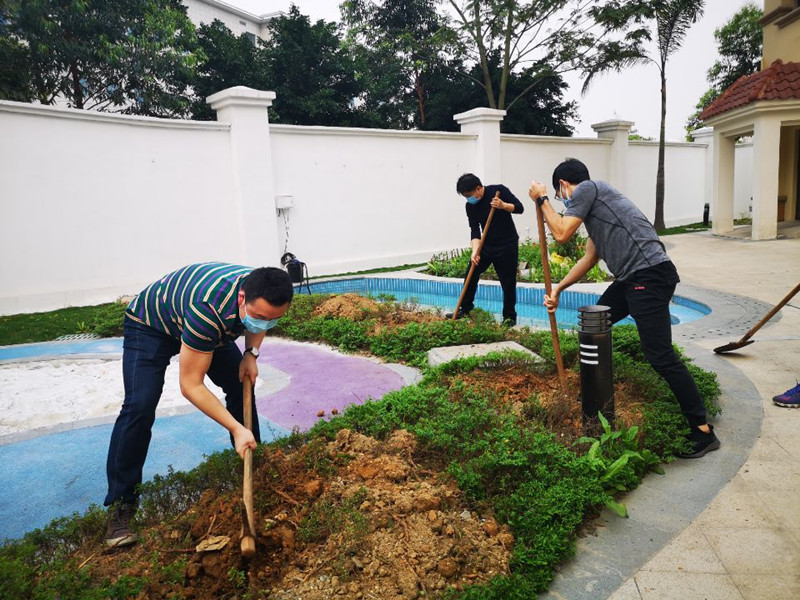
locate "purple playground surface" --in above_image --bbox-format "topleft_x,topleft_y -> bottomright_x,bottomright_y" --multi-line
257,341 -> 407,431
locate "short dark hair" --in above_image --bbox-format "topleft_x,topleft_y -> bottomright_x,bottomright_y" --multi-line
552,158 -> 591,190
242,267 -> 294,306
456,173 -> 482,195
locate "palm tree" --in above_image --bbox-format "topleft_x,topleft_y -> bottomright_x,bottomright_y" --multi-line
584,0 -> 705,231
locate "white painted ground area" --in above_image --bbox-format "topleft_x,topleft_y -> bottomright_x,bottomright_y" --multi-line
0,358 -> 287,437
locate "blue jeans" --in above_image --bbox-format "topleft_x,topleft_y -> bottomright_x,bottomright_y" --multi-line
104,317 -> 260,506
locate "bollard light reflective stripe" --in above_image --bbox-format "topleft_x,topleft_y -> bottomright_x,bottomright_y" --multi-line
577,305 -> 614,424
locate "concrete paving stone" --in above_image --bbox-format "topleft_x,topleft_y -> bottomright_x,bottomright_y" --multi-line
759,414 -> 800,437
701,526 -> 800,575
737,456 -> 800,494
607,578 -> 643,600
633,572 -> 744,600
692,475 -> 783,530
750,489 -> 800,536
639,524 -> 727,574
771,434 -> 800,459
730,573 -> 800,600
426,340 -> 543,367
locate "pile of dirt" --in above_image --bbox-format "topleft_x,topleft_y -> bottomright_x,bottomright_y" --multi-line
455,365 -> 644,445
313,294 -> 381,320
312,292 -> 441,331
81,429 -> 511,599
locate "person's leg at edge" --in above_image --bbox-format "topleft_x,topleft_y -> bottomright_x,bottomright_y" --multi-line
207,341 -> 262,446
625,275 -> 719,457
458,253 -> 492,315
105,318 -> 179,508
104,318 -> 178,546
492,244 -> 519,322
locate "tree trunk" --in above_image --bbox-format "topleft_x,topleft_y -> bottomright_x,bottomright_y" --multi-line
414,68 -> 426,125
497,9 -> 514,110
654,67 -> 667,232
472,0 -> 496,108
70,61 -> 84,109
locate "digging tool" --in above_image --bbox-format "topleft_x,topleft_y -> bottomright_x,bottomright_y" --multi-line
240,378 -> 257,558
451,191 -> 501,320
713,281 -> 800,354
535,200 -> 568,393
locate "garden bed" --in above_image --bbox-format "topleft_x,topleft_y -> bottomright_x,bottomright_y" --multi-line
0,293 -> 720,599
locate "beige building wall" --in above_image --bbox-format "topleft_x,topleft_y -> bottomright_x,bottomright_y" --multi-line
761,0 -> 800,66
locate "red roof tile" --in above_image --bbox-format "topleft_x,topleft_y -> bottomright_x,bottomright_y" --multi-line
700,60 -> 800,120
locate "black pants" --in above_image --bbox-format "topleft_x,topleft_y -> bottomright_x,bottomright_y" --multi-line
461,243 -> 518,321
105,317 -> 260,506
599,261 -> 707,428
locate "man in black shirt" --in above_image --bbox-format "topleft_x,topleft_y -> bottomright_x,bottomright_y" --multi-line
448,173 -> 524,325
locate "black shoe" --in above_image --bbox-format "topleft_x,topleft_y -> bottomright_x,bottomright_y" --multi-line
502,317 -> 517,328
445,308 -> 470,320
677,425 -> 721,459
105,503 -> 137,548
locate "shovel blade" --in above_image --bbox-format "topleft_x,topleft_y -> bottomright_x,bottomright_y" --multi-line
713,339 -> 755,354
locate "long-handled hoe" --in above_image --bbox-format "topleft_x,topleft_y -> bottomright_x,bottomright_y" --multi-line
451,191 -> 501,319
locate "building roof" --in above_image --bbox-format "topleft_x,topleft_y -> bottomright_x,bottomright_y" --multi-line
700,60 -> 800,121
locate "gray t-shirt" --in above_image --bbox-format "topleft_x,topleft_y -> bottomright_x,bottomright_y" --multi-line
565,180 -> 670,281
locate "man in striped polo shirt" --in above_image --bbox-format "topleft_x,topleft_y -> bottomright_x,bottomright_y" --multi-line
104,262 -> 294,548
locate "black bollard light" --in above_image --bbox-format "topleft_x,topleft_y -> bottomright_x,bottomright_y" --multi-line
577,305 -> 614,425
703,202 -> 710,227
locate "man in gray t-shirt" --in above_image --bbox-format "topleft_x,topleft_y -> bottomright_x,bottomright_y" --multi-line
528,158 -> 720,459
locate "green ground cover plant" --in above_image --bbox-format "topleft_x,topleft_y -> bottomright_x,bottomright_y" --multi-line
426,236 -> 609,284
0,301 -> 127,346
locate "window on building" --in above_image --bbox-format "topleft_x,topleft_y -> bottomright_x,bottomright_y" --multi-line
245,32 -> 256,45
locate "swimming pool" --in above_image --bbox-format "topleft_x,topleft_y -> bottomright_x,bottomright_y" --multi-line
296,276 -> 711,328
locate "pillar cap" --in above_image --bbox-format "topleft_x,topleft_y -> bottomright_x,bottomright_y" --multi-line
591,119 -> 634,133
690,126 -> 714,139
207,86 -> 276,111
454,107 -> 507,125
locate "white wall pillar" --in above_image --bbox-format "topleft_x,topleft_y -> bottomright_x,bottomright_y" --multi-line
454,107 -> 506,182
712,130 -> 736,235
692,127 -> 714,222
752,114 -> 781,240
591,119 -> 634,192
207,86 -> 281,266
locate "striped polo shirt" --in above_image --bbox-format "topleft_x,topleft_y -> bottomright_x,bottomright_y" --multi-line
126,263 -> 252,353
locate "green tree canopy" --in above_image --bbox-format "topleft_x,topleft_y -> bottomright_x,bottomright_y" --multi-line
685,2 -> 762,137
0,0 -> 203,117
263,6 -> 362,126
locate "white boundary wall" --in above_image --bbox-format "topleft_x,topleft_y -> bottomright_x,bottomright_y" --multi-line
0,89 -> 753,315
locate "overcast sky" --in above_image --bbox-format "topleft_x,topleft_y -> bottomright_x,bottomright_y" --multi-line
226,0 -> 757,141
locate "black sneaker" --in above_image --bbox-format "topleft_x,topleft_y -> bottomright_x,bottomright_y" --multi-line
105,503 -> 137,548
502,317 -> 517,328
677,425 -> 721,459
445,308 -> 470,320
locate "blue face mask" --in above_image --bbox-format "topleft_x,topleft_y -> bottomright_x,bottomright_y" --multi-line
243,309 -> 279,334
560,185 -> 573,209
465,196 -> 480,205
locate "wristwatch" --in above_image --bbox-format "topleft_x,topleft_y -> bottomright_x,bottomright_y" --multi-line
537,195 -> 548,207
244,347 -> 260,358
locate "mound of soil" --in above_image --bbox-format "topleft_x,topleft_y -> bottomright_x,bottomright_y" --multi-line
81,430 -> 511,599
455,365 -> 644,445
313,294 -> 381,320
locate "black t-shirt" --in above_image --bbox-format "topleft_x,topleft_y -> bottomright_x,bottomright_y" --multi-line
465,184 -> 524,250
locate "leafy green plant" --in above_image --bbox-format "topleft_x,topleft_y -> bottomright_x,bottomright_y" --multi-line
575,413 -> 664,517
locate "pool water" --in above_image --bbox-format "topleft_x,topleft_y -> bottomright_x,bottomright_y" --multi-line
297,276 -> 710,328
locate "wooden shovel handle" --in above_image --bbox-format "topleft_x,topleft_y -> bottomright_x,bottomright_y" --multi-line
452,191 -> 501,319
241,378 -> 257,557
738,281 -> 800,344
536,201 -> 567,393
